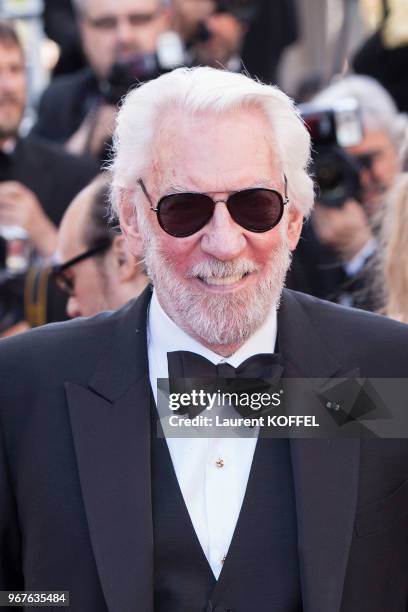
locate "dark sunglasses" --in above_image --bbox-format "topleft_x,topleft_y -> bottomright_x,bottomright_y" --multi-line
138,177 -> 289,238
52,241 -> 111,296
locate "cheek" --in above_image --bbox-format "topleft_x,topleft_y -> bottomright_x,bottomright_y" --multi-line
158,234 -> 202,272
13,75 -> 25,97
378,151 -> 399,178
76,262 -> 102,294
254,235 -> 285,264
99,35 -> 115,55
87,33 -> 113,59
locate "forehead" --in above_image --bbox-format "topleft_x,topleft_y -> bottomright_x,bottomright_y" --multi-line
150,106 -> 281,193
58,191 -> 93,260
85,0 -> 161,15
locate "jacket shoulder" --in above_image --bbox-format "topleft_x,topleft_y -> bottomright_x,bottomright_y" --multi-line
22,136 -> 99,174
39,68 -> 96,103
0,308 -> 121,386
284,289 -> 408,369
287,289 -> 407,332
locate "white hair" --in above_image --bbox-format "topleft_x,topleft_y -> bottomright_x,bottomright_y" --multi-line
109,66 -> 314,218
313,74 -> 408,154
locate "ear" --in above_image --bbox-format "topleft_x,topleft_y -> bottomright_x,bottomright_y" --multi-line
111,235 -> 143,283
286,205 -> 304,251
118,188 -> 145,260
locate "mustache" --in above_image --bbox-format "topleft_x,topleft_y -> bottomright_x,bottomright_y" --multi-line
186,258 -> 261,279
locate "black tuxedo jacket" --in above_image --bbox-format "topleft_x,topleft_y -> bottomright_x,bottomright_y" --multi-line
32,68 -> 100,144
0,136 -> 99,227
1,288 -> 408,612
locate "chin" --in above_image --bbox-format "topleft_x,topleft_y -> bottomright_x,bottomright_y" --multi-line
156,261 -> 288,347
143,224 -> 291,347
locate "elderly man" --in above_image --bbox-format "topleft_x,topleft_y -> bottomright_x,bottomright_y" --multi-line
54,173 -> 148,318
1,68 -> 408,612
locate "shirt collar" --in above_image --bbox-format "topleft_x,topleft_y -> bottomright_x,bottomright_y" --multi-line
343,238 -> 377,277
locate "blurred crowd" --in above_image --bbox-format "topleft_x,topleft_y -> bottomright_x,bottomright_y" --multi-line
0,0 -> 408,337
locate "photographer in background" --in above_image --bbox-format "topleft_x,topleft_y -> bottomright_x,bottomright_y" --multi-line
171,0 -> 297,82
0,21 -> 98,257
54,173 -> 148,318
288,75 -> 407,310
32,0 -> 172,160
172,0 -> 255,70
0,21 -> 99,335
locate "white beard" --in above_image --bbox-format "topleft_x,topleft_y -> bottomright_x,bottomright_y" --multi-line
138,210 -> 291,347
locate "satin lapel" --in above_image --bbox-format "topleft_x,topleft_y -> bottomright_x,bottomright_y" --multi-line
278,291 -> 361,612
66,288 -> 154,612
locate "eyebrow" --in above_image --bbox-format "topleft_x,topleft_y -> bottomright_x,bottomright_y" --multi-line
162,177 -> 276,195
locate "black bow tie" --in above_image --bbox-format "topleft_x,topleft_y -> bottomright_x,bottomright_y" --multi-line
167,350 -> 284,419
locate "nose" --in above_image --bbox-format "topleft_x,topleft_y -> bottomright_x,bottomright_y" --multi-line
116,17 -> 135,47
200,200 -> 246,260
66,296 -> 81,319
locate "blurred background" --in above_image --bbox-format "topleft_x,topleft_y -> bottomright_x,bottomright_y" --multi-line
0,0 -> 407,336
1,0 -> 400,120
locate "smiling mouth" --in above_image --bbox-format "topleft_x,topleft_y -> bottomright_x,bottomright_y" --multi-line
197,272 -> 250,286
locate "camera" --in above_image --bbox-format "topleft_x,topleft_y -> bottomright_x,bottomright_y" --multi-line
101,32 -> 186,106
191,0 -> 257,46
300,99 -> 371,208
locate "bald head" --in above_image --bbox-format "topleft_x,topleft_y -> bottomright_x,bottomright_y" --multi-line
58,182 -> 96,263
56,174 -> 148,319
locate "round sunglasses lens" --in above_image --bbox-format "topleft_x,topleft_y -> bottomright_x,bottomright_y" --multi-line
158,193 -> 214,237
228,189 -> 284,232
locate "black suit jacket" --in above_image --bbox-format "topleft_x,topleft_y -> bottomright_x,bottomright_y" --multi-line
241,0 -> 298,83
32,68 -> 100,144
1,288 -> 408,612
0,136 -> 99,226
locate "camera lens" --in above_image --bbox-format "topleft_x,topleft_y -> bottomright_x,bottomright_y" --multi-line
313,148 -> 361,208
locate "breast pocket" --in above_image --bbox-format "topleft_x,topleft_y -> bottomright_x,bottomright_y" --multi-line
355,479 -> 408,538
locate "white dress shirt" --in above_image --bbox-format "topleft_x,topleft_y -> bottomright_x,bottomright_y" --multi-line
147,290 -> 277,578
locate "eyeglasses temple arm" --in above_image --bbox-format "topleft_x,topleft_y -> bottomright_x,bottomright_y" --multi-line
52,242 -> 110,275
137,178 -> 156,210
283,174 -> 289,205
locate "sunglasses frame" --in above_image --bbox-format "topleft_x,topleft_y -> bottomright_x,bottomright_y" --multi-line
138,176 -> 289,238
52,240 -> 111,296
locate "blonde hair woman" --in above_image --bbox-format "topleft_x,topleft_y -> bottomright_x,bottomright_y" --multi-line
380,173 -> 408,322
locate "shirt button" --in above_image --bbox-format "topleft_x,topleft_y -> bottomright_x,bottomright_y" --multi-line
215,458 -> 225,468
